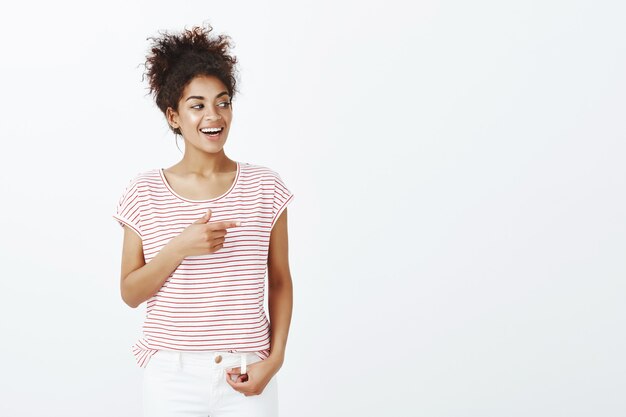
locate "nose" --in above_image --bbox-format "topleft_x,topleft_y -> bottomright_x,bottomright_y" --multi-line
205,107 -> 222,121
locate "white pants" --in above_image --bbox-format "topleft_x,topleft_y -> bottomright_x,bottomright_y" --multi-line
142,350 -> 279,417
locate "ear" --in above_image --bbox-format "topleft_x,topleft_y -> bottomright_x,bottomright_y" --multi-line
166,107 -> 179,129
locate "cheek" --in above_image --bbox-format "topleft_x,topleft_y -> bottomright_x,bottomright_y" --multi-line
184,113 -> 204,127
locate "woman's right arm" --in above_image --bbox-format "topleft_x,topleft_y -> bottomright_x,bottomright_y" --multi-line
119,225 -> 185,308
118,209 -> 241,308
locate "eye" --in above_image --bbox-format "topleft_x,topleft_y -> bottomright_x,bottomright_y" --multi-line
218,101 -> 232,108
191,104 -> 203,109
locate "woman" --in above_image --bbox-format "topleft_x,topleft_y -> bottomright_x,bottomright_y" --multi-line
112,23 -> 294,417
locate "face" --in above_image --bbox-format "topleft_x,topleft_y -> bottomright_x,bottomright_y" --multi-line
167,75 -> 233,153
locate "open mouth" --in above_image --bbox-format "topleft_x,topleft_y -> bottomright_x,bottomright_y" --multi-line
200,127 -> 224,137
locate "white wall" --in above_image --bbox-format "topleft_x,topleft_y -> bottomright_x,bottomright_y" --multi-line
0,0 -> 624,416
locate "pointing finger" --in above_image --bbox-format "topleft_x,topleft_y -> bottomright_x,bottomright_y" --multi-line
208,221 -> 243,231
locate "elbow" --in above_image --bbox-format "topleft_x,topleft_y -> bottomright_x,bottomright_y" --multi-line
121,292 -> 140,309
125,299 -> 141,309
120,280 -> 141,308
268,270 -> 293,289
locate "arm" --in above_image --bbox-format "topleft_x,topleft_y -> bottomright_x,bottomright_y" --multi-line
119,210 -> 240,308
118,225 -> 185,308
266,208 -> 294,367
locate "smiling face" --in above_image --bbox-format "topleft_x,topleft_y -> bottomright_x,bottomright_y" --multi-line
166,75 -> 233,153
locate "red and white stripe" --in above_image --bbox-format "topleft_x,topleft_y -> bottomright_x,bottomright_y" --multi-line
113,161 -> 294,368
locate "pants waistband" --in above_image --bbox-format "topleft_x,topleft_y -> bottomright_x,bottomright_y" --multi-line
153,350 -> 254,373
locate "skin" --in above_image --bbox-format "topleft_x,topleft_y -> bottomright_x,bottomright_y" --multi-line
118,74 -> 293,397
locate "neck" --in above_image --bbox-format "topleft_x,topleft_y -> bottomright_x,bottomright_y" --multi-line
174,150 -> 235,176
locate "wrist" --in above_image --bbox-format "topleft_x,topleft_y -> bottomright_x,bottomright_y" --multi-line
164,237 -> 186,261
267,352 -> 285,367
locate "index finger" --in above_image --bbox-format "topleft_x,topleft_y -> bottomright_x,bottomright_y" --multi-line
207,220 -> 242,231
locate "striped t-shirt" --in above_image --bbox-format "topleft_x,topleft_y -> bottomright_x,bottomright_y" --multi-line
112,161 -> 294,368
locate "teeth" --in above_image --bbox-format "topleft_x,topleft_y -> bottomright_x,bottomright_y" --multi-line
201,127 -> 223,133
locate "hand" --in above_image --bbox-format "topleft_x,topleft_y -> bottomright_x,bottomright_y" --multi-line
170,209 -> 242,258
225,357 -> 281,397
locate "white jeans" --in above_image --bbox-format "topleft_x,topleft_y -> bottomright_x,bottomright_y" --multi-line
142,350 -> 279,417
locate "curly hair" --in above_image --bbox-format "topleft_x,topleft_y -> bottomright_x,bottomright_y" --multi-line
142,22 -> 239,136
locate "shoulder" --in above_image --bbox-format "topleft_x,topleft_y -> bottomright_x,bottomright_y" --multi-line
117,169 -> 161,198
240,161 -> 283,181
124,168 -> 161,187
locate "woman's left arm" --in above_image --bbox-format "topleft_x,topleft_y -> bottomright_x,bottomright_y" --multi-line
266,207 -> 294,368
225,208 -> 293,395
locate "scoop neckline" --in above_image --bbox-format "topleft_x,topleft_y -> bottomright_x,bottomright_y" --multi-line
158,161 -> 241,203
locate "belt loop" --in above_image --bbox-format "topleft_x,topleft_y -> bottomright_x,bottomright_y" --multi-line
240,353 -> 247,374
177,351 -> 182,371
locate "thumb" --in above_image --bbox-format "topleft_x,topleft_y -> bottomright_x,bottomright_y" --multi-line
194,208 -> 212,224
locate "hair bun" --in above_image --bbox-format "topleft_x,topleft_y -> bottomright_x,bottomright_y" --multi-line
141,22 -> 239,136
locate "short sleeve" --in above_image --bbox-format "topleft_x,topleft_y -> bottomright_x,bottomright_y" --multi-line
270,171 -> 295,230
112,176 -> 143,239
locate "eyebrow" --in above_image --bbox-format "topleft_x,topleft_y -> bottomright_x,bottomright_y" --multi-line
185,91 -> 230,102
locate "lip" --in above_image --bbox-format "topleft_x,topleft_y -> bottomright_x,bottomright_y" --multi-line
200,127 -> 224,141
